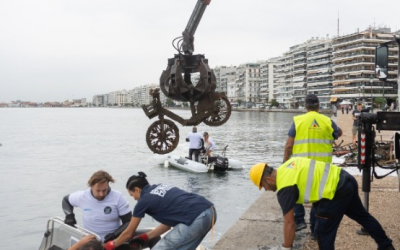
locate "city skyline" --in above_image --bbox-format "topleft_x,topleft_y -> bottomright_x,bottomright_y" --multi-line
1,0 -> 400,102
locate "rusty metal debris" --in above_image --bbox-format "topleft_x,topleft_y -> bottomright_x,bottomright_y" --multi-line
142,88 -> 231,154
141,0 -> 231,154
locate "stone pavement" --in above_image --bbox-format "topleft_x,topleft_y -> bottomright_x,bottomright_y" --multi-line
213,190 -> 309,250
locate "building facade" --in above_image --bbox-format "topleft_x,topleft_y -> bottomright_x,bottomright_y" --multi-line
332,27 -> 398,103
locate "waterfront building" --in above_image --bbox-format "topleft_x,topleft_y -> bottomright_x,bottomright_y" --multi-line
213,66 -> 236,94
332,27 -> 398,103
115,90 -> 130,106
226,79 -> 236,103
291,43 -> 307,108
103,94 -> 109,107
260,58 -> 277,104
226,63 -> 261,106
275,52 -> 293,108
273,37 -> 333,109
129,88 -> 140,106
306,37 -> 333,108
139,84 -> 158,105
234,63 -> 262,106
92,95 -> 104,107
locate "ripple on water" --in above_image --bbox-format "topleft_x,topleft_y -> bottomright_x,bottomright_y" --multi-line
0,108 -> 295,250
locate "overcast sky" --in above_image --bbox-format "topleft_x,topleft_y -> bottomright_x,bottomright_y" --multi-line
1,0 -> 399,102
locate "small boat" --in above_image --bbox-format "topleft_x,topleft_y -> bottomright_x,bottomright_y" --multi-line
38,217 -> 206,250
166,145 -> 244,173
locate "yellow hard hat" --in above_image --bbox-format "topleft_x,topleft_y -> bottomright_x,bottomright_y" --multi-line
249,163 -> 267,190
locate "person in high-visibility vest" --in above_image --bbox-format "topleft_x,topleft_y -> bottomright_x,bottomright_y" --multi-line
249,157 -> 395,250
283,94 -> 342,238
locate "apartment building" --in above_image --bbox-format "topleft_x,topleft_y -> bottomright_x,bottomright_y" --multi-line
260,58 -> 277,103
231,63 -> 262,104
272,37 -> 334,108
213,66 -> 236,94
306,38 -> 333,108
291,43 -> 307,108
275,52 -> 293,107
92,95 -> 104,107
115,90 -> 130,106
332,27 -> 398,103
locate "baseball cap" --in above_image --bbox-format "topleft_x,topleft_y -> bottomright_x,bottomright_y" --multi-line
203,132 -> 208,136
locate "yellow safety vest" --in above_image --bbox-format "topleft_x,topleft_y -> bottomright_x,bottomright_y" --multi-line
277,157 -> 341,203
292,111 -> 334,163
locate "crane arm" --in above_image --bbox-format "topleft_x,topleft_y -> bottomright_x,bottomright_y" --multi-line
181,0 -> 211,55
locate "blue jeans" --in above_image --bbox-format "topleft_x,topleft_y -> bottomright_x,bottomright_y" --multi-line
294,204 -> 316,233
314,174 -> 392,250
152,206 -> 217,250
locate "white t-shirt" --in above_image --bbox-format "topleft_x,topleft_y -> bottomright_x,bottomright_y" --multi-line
205,137 -> 215,151
69,189 -> 131,241
186,132 -> 203,149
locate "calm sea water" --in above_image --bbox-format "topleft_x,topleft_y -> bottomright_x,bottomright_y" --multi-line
0,108 -> 295,249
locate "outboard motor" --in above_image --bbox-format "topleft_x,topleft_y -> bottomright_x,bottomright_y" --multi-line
214,156 -> 229,172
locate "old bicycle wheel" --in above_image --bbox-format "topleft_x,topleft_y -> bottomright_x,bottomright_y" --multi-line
146,119 -> 179,154
203,95 -> 231,126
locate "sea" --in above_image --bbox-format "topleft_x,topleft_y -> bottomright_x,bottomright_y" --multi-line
0,107 -> 296,249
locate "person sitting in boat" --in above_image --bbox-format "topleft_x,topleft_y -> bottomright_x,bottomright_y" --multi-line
186,126 -> 203,162
202,132 -> 215,157
62,170 -> 132,243
104,172 -> 217,250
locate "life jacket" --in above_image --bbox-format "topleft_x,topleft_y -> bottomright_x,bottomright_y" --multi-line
277,157 -> 341,203
292,111 -> 334,163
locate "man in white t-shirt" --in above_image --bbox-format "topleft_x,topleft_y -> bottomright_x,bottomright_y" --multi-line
186,126 -> 203,162
62,170 -> 132,243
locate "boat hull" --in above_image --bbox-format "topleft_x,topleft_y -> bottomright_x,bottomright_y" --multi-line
168,155 -> 209,173
167,155 -> 244,173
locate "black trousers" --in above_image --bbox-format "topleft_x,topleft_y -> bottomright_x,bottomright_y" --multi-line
189,148 -> 200,162
314,174 -> 392,250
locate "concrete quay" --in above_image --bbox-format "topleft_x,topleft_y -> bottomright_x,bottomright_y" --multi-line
212,190 -> 309,250
212,175 -> 400,250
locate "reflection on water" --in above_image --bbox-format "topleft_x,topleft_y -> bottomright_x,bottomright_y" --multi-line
0,108 -> 296,249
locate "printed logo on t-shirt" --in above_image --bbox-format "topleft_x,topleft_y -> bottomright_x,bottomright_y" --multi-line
104,206 -> 112,214
150,184 -> 173,197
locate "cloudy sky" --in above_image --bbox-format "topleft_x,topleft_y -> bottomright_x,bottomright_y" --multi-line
0,0 -> 399,102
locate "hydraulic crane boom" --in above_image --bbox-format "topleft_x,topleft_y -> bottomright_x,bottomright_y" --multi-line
182,0 -> 211,55
160,0 -> 216,103
141,0 -> 232,154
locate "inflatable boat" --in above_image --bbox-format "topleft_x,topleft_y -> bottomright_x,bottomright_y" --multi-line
38,217 -> 205,250
166,145 -> 245,173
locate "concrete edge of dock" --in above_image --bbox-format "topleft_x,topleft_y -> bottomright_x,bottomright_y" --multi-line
212,191 -> 310,250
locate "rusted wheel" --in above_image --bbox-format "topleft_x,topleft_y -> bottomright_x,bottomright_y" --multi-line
146,119 -> 179,154
203,95 -> 231,126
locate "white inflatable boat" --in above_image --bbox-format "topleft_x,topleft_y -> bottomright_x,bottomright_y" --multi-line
166,145 -> 245,173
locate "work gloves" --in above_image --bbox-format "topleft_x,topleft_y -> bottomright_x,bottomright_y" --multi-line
103,233 -> 149,250
64,214 -> 77,227
129,233 -> 149,248
104,232 -> 116,243
104,240 -> 116,250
